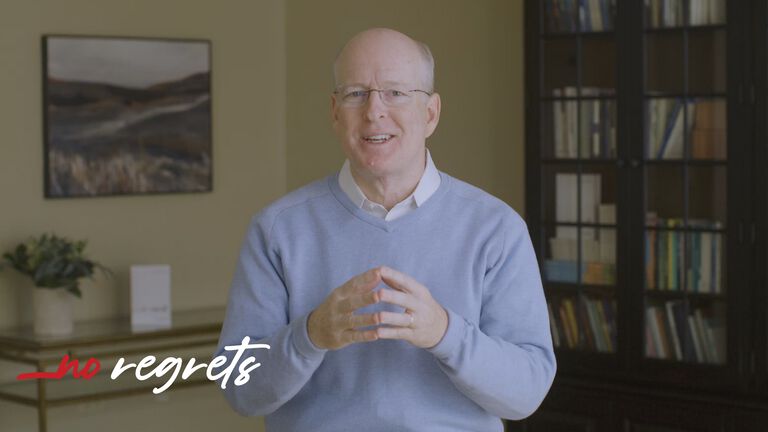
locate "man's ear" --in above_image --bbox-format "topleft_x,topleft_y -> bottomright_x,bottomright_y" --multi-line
330,94 -> 339,128
424,92 -> 441,139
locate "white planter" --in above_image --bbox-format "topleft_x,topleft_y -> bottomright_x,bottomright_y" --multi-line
32,288 -> 74,336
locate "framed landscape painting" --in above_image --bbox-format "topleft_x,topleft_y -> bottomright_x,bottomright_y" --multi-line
43,35 -> 212,198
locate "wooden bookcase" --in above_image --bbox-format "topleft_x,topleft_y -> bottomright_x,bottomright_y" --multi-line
514,0 -> 768,430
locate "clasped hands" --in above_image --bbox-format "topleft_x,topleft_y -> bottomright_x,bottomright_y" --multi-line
307,266 -> 449,351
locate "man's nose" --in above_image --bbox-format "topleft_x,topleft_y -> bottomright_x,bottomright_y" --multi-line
363,90 -> 387,121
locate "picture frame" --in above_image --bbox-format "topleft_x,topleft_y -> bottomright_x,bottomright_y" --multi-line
42,35 -> 213,198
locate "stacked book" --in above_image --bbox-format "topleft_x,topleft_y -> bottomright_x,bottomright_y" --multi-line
645,215 -> 724,294
646,98 -> 726,160
548,296 -> 617,352
645,98 -> 694,159
546,173 -> 616,285
545,0 -> 616,32
645,301 -> 726,363
551,87 -> 617,159
646,0 -> 726,27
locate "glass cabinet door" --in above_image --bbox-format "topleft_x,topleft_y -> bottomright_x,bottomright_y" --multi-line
539,0 -> 619,355
642,0 -> 728,366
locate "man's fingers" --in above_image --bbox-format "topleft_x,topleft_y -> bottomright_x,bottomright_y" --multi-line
376,311 -> 414,328
346,312 -> 380,328
340,267 -> 382,296
380,266 -> 425,296
376,325 -> 413,341
378,288 -> 419,312
341,328 -> 378,344
339,291 -> 378,313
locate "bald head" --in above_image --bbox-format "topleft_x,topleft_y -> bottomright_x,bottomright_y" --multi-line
333,28 -> 435,92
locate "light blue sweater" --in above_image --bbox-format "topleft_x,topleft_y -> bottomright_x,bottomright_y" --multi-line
214,172 -> 556,431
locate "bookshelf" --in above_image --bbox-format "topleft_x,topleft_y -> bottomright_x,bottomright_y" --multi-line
516,0 -> 768,431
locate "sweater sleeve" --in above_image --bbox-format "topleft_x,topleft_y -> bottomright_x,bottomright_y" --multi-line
213,215 -> 327,416
426,213 -> 557,420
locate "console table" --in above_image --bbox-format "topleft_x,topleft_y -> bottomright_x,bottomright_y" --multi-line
0,307 -> 225,432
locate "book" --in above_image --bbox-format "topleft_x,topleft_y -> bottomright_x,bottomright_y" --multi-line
713,228 -> 723,293
564,298 -> 581,347
559,301 -> 575,348
578,297 -> 596,350
545,260 -> 580,283
695,308 -> 717,363
595,300 -> 614,351
655,306 -> 672,358
585,299 -> 604,351
688,315 -> 704,362
565,87 -> 579,156
553,89 -> 566,157
658,227 -> 668,290
598,203 -> 616,224
671,301 -> 697,361
589,0 -> 603,31
646,229 -> 657,289
647,307 -> 664,358
665,301 -> 683,360
548,302 -> 561,348
646,320 -> 657,358
658,99 -> 684,159
709,0 -> 726,24
700,232 -> 712,293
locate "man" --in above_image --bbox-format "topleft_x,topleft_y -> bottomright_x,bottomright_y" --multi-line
214,28 -> 556,431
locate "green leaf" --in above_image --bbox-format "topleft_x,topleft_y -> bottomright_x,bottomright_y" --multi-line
67,284 -> 82,298
3,233 -> 107,296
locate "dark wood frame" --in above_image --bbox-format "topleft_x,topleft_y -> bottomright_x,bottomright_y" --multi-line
41,34 -> 214,199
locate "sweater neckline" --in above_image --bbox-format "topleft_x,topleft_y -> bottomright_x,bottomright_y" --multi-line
328,171 -> 452,233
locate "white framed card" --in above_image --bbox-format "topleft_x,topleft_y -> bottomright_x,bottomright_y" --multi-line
130,265 -> 172,330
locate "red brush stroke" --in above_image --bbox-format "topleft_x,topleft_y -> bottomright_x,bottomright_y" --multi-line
17,355 -> 101,380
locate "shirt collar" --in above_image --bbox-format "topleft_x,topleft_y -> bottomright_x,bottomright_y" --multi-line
338,148 -> 441,209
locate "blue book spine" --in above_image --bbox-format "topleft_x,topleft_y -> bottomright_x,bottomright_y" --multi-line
581,0 -> 592,31
692,231 -> 700,293
656,99 -> 683,159
711,231 -> 719,294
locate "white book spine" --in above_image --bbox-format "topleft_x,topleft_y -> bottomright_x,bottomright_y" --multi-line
665,301 -> 683,360
647,307 -> 664,358
688,315 -> 704,362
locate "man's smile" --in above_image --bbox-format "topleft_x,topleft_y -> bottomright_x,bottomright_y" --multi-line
363,134 -> 395,144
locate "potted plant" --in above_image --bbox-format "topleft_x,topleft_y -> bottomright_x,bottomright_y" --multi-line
2,233 -> 109,335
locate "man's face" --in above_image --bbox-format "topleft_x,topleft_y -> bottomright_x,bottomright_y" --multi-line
331,32 -> 440,181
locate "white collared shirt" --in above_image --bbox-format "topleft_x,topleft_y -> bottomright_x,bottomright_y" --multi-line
338,149 -> 441,221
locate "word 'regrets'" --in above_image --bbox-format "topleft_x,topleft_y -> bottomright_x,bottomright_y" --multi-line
17,337 -> 269,395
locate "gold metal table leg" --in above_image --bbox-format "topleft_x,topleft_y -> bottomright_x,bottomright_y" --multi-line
36,363 -> 47,432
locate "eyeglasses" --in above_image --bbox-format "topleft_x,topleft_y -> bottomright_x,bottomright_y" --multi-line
333,87 -> 432,108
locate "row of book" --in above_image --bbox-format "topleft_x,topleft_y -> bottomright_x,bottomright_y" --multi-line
553,173 -> 609,228
545,260 -> 616,285
551,87 -> 617,159
645,301 -> 725,364
548,296 -> 617,352
645,216 -> 724,294
646,99 -> 726,160
550,173 -> 616,285
545,0 -> 616,32
645,0 -> 725,28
